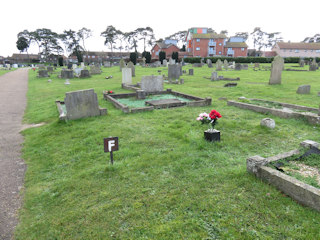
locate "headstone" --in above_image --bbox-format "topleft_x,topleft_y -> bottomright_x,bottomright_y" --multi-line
72,64 -> 77,70
299,59 -> 305,67
168,64 -> 181,80
162,59 -> 168,67
216,59 -> 223,71
61,70 -> 74,79
67,63 -> 72,69
207,59 -> 213,68
142,57 -> 146,67
90,65 -> 101,74
200,58 -> 204,65
309,59 -> 317,71
74,68 -> 83,76
169,58 -> 175,65
242,64 -> 249,70
80,69 -> 90,78
119,59 -> 126,71
140,75 -> 163,92
122,68 -> 132,85
12,64 -> 18,68
211,72 -> 218,81
104,61 -> 111,67
181,58 -> 185,66
235,63 -> 242,70
155,61 -> 162,67
296,85 -> 311,94
80,62 -> 85,68
269,56 -> 284,85
38,64 -> 45,70
127,61 -> 135,77
38,70 -> 49,77
47,66 -> 54,72
254,63 -> 260,68
224,60 -> 229,70
260,118 -> 275,129
64,89 -> 107,120
189,69 -> 194,75
136,90 -> 146,99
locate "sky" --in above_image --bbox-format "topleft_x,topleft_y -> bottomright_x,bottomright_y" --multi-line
2,0 -> 320,57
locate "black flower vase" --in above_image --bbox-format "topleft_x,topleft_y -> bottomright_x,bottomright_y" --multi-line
204,129 -> 220,142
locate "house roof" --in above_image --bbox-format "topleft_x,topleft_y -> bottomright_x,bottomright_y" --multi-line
277,42 -> 320,50
11,53 -> 40,59
225,42 -> 248,48
192,33 -> 227,39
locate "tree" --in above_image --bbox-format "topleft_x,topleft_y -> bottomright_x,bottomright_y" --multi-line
101,25 -> 122,61
220,30 -> 228,35
125,30 -> 139,53
159,51 -> 166,64
172,52 -> 179,62
16,37 -> 29,53
34,28 -> 61,62
235,32 -> 249,41
130,52 -> 137,65
250,27 -> 267,51
60,29 -> 84,62
77,27 -> 92,63
137,27 -> 155,52
166,30 -> 187,48
266,32 -> 283,49
142,51 -> 151,63
180,45 -> 186,52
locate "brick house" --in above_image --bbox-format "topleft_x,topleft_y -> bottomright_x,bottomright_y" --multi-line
272,42 -> 320,58
151,39 -> 180,59
185,27 -> 248,57
69,51 -> 130,63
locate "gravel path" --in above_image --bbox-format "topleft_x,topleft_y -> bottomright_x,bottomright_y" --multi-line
0,69 -> 28,240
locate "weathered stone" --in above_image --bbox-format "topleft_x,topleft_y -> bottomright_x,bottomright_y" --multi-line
309,59 -> 317,71
189,69 -> 194,75
61,70 -> 74,79
74,68 -> 83,76
269,56 -> 284,85
80,62 -> 85,68
168,64 -> 181,80
72,64 -> 77,69
63,89 -> 107,120
127,61 -> 135,77
162,59 -> 168,67
299,59 -> 305,67
47,66 -> 54,72
192,63 -> 202,67
254,63 -> 260,68
80,70 -> 90,78
140,75 -> 163,92
136,90 -> 146,99
216,59 -> 223,71
224,60 -> 229,70
296,85 -> 311,94
90,66 -> 101,74
211,72 -> 218,81
119,59 -> 126,71
300,140 -> 320,149
122,68 -> 132,85
169,58 -> 176,65
38,70 -> 49,77
260,118 -> 275,129
207,59 -> 213,68
104,61 -> 111,67
242,64 -> 248,70
235,63 -> 242,70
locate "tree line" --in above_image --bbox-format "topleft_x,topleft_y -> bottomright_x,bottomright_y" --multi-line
16,26 -> 284,62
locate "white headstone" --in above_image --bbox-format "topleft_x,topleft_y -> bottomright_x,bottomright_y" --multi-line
122,68 -> 132,85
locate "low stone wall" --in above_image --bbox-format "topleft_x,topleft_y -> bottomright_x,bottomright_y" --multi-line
228,99 -> 320,125
247,140 -> 320,212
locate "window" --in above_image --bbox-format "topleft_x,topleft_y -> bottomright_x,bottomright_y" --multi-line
92,56 -> 95,58
196,39 -> 200,42
241,48 -> 245,51
295,49 -> 299,53
196,47 -> 200,51
219,43 -> 222,46
228,48 -> 232,50
316,50 -> 320,53
219,51 -> 221,54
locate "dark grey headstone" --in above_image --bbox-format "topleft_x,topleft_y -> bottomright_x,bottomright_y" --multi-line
168,64 -> 181,80
235,63 -> 242,71
61,70 -> 74,79
80,70 -> 90,78
38,70 -> 49,77
296,85 -> 311,94
189,69 -> 194,75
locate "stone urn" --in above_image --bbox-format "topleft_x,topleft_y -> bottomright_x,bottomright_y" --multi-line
204,129 -> 220,142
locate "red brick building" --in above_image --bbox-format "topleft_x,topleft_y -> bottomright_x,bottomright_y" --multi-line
151,39 -> 180,59
186,27 -> 248,57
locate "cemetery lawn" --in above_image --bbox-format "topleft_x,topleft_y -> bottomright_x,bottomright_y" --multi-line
16,64 -> 320,239
0,69 -> 14,76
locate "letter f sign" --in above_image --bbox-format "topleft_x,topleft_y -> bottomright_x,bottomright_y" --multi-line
108,140 -> 115,152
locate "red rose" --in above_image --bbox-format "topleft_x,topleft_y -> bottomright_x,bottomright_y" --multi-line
209,109 -> 222,119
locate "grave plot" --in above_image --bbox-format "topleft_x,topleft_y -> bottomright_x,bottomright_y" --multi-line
247,140 -> 320,212
228,98 -> 320,125
104,89 -> 211,113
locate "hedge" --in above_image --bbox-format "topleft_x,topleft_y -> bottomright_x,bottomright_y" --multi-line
183,57 -> 318,64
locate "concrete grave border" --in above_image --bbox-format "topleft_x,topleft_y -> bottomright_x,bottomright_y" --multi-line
228,98 -> 320,125
104,88 -> 211,113
247,140 -> 320,212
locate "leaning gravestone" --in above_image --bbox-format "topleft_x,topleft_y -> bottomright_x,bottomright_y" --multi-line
168,64 -> 181,80
309,59 -> 317,71
122,68 -> 132,85
119,59 -> 126,71
207,59 -> 213,68
63,89 -> 107,120
90,66 -> 101,74
80,70 -> 90,78
224,60 -> 229,70
269,56 -> 284,85
296,85 -> 311,94
127,61 -> 135,77
61,69 -> 74,79
216,59 -> 223,71
38,70 -> 49,78
141,75 -> 163,92
189,69 -> 194,75
299,59 -> 305,67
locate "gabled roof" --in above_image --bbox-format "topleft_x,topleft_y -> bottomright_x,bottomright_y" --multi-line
225,42 -> 248,48
192,33 -> 227,39
277,42 -> 320,50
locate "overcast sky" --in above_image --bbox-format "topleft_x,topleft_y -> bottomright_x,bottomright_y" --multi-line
2,0 -> 320,57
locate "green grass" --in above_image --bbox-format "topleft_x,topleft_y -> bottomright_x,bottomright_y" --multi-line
0,69 -> 15,76
16,64 -> 320,239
